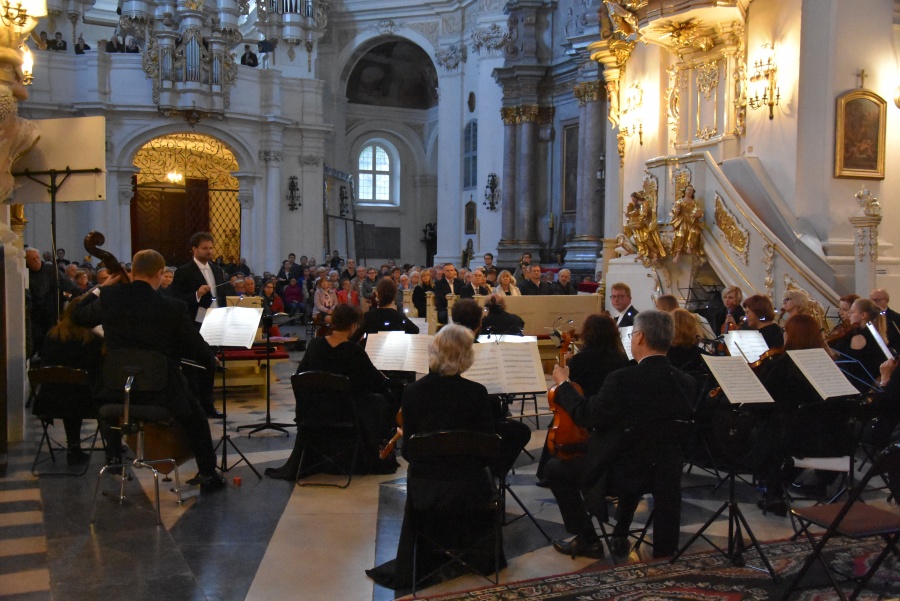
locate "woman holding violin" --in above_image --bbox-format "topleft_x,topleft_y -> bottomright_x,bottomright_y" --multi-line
741,294 -> 784,350
824,293 -> 860,346
829,297 -> 887,391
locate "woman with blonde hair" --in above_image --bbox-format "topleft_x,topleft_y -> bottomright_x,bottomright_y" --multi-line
781,289 -> 812,325
495,269 -> 521,296
829,297 -> 887,390
667,308 -> 708,372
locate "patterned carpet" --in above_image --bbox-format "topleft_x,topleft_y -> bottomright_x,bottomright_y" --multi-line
420,537 -> 899,600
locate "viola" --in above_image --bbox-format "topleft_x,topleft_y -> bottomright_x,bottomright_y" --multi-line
546,330 -> 590,460
84,231 -> 129,281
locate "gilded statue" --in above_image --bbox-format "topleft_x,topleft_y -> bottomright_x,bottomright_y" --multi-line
621,190 -> 666,267
670,185 -> 705,262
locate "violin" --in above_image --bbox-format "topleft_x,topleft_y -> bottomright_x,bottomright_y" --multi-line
84,231 -> 129,281
379,409 -> 402,460
825,319 -> 853,346
709,346 -> 784,399
546,330 -> 590,460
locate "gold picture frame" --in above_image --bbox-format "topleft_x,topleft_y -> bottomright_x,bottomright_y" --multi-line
835,89 -> 886,179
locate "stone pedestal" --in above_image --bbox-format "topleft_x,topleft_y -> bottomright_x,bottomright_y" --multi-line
849,214 -> 881,297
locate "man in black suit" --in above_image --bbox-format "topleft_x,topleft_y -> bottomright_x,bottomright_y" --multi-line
609,282 -> 639,327
551,269 -> 578,295
460,267 -> 491,299
240,44 -> 258,67
519,264 -> 551,295
73,250 -> 225,492
433,263 -> 465,323
545,310 -> 694,559
171,232 -> 233,417
871,289 -> 900,350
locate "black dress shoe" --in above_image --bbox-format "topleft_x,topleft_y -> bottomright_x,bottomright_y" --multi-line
553,535 -> 605,559
191,473 -> 226,493
204,407 -> 224,418
67,448 -> 90,466
610,535 -> 631,557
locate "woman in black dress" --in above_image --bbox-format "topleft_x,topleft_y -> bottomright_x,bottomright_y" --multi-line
265,304 -> 395,480
480,293 -> 525,336
829,297 -> 886,391
350,277 -> 419,343
411,268 -> 435,318
39,294 -> 104,465
742,294 -> 784,350
367,324 -> 502,591
667,308 -> 709,373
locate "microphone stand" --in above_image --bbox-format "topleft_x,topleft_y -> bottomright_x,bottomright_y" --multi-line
237,313 -> 295,436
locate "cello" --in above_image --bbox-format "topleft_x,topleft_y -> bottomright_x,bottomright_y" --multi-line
546,330 -> 590,460
84,231 -> 130,281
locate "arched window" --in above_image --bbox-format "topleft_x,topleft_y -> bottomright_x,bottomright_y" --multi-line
357,142 -> 397,205
463,120 -> 477,190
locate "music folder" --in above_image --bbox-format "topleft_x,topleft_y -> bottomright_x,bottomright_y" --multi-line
722,330 -> 769,363
199,306 -> 263,349
702,355 -> 774,404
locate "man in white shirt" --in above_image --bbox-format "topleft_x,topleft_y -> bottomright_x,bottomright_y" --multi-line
609,282 -> 639,327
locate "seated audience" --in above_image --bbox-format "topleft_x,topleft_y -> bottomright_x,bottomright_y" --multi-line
494,269 -> 520,296
313,276 -> 338,324
550,269 -> 577,295
411,268 -> 435,317
520,264 -> 550,295
460,268 -> 491,298
282,277 -> 305,318
337,278 -> 360,307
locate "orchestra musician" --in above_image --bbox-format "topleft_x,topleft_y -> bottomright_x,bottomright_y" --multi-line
741,294 -> 784,349
780,289 -> 812,325
609,282 -> 639,327
366,325 -> 505,590
667,308 -> 710,373
265,303 -> 397,480
349,277 -> 419,343
828,297 -> 886,391
480,293 -> 525,336
718,286 -> 745,335
545,310 -> 695,559
72,249 -> 225,492
824,293 -> 859,346
870,289 -> 900,350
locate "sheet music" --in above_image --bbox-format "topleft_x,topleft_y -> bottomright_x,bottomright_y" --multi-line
867,322 -> 894,361
702,355 -> 774,404
476,335 -> 538,344
364,332 -> 433,373
463,341 -> 547,394
787,348 -> 860,399
199,307 -> 263,348
723,330 -> 769,363
619,326 -> 634,361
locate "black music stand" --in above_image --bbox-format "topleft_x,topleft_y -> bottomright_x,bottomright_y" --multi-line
213,350 -> 261,478
238,313 -> 295,436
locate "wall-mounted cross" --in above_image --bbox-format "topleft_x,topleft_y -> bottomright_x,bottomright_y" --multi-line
857,69 -> 868,89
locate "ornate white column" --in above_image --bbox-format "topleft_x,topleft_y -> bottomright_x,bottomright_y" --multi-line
260,149 -> 283,271
234,171 -> 259,267
850,187 -> 882,296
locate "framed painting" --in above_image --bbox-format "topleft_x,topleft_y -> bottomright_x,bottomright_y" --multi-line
563,123 -> 579,213
464,198 -> 477,234
835,89 -> 886,179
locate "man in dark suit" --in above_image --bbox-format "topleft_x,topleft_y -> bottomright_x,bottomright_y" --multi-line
551,269 -> 578,295
171,232 -> 234,417
73,249 -> 225,492
520,264 -> 551,295
871,289 -> 900,350
545,310 -> 694,559
433,263 -> 465,323
240,44 -> 258,67
460,268 -> 491,299
609,282 -> 639,327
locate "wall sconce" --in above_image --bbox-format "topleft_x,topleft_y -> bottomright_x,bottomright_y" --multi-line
748,43 -> 780,120
20,43 -> 32,84
166,170 -> 183,184
339,185 -> 349,217
286,175 -> 300,211
483,172 -> 500,211
619,82 -> 643,145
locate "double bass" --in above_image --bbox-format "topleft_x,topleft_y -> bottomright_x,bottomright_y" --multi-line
546,330 -> 590,460
84,231 -> 129,281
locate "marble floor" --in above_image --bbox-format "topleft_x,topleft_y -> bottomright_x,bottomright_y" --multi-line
0,324 -> 883,600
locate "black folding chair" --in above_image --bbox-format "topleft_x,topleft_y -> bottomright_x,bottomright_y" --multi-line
29,366 -> 100,477
406,431 -> 504,595
780,442 -> 900,601
291,371 -> 361,488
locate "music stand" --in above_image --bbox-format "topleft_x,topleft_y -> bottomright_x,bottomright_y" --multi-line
200,306 -> 265,478
213,350 -> 261,478
238,313 -> 296,436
